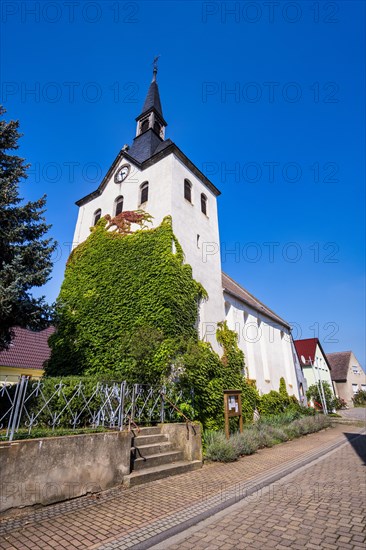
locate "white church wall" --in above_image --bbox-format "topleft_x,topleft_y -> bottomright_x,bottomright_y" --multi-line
72,155 -> 174,248
224,293 -> 300,398
72,151 -> 224,352
170,155 -> 225,353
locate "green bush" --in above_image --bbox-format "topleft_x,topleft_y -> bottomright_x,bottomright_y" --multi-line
204,414 -> 332,462
204,431 -> 238,462
306,381 -> 335,412
352,389 -> 366,407
332,396 -> 348,410
46,216 -> 206,379
43,216 -> 257,431
231,431 -> 259,455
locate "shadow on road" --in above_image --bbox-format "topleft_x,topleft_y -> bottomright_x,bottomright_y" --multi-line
343,433 -> 366,465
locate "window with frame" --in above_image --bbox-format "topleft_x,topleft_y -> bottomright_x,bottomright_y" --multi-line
184,179 -> 192,202
201,193 -> 207,215
352,383 -> 359,394
140,182 -> 149,204
115,196 -> 124,216
93,209 -> 101,225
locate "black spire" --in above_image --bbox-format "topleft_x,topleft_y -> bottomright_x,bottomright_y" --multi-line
136,57 -> 165,121
128,60 -> 169,163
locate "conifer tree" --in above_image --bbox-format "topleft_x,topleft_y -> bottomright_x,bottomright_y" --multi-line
0,106 -> 56,350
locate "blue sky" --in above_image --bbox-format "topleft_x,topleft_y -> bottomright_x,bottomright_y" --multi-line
1,1 -> 365,367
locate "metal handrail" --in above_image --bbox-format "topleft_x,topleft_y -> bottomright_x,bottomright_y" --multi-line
160,391 -> 196,438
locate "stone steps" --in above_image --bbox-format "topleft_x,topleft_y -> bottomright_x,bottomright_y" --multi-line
130,426 -> 161,436
132,433 -> 169,446
133,442 -> 173,457
133,450 -> 184,471
123,460 -> 202,488
125,424 -> 202,487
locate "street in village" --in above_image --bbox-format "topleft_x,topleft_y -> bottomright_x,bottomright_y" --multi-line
0,412 -> 365,550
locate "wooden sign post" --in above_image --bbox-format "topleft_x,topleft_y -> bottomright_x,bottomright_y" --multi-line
224,389 -> 243,439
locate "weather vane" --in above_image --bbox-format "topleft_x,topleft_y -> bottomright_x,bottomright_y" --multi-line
153,55 -> 160,70
152,55 -> 160,81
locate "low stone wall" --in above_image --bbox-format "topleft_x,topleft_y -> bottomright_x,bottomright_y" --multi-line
0,430 -> 132,513
159,422 -> 202,462
0,423 -> 203,513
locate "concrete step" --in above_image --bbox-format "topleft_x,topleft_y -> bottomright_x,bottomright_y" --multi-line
132,433 -> 168,446
133,442 -> 173,457
133,450 -> 184,471
130,426 -> 161,437
123,460 -> 202,488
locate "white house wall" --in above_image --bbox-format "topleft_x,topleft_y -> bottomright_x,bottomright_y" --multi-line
333,352 -> 366,406
303,343 -> 335,396
224,293 -> 300,398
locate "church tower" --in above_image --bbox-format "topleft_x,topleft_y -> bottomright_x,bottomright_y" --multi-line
73,65 -> 225,351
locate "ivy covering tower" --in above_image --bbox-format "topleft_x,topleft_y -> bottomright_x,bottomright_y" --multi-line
0,106 -> 56,350
46,216 -> 258,429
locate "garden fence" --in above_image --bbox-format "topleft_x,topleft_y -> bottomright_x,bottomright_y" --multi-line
0,376 -> 194,441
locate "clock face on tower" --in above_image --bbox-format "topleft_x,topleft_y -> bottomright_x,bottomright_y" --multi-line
114,164 -> 130,183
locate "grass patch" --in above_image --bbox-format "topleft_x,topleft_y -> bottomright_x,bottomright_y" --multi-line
205,414 -> 332,462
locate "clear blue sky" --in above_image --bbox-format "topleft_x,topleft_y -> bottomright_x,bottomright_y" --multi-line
1,1 -> 365,367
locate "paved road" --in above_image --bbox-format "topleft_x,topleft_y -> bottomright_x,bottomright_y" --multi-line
339,407 -> 366,422
161,433 -> 366,550
0,424 -> 364,549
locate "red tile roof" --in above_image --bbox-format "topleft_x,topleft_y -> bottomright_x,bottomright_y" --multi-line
0,327 -> 54,370
222,272 -> 290,329
294,338 -> 332,371
326,351 -> 352,381
293,338 -> 318,365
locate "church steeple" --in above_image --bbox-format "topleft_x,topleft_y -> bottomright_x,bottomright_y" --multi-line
135,59 -> 167,140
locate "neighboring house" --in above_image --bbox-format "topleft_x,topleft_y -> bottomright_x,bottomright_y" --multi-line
0,327 -> 54,384
326,351 -> 366,407
223,273 -> 307,400
71,65 -> 306,401
294,338 -> 336,398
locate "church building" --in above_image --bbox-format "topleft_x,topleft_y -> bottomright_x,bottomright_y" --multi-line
73,66 -> 307,400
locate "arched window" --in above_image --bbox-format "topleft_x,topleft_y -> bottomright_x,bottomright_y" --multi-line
141,119 -> 149,133
115,196 -> 124,216
184,179 -> 192,202
140,182 -> 149,204
93,209 -> 101,225
154,121 -> 161,135
201,193 -> 207,215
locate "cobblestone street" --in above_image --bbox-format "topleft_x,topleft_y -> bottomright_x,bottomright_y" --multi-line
0,424 -> 364,549
161,432 -> 366,550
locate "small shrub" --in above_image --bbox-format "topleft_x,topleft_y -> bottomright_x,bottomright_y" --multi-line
332,396 -> 348,410
254,426 -> 277,448
306,382 -> 335,412
259,390 -> 287,417
283,422 -> 302,439
204,431 -> 238,462
204,413 -> 332,462
231,431 -> 259,456
353,389 -> 366,407
266,426 -> 288,443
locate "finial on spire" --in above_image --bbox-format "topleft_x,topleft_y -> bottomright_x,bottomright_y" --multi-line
152,55 -> 160,82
